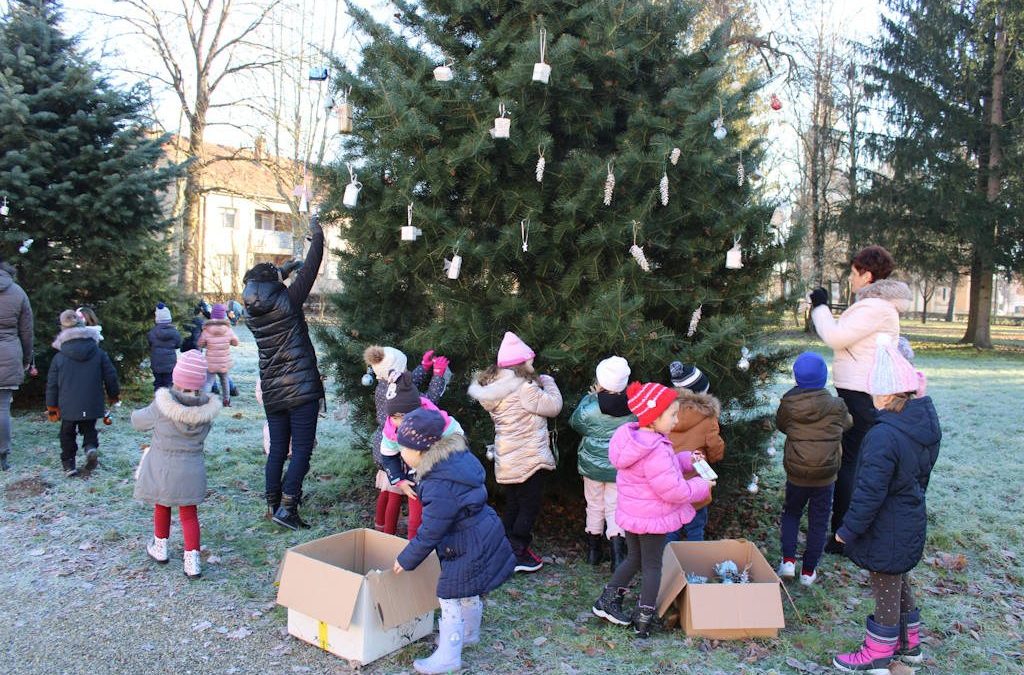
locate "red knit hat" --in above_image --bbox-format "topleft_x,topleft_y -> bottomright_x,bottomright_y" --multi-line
626,381 -> 678,427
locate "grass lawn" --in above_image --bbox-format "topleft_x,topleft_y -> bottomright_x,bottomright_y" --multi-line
1,326 -> 1022,674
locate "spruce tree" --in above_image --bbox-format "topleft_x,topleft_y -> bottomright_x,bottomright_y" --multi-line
0,0 -> 182,389
320,0 -> 788,493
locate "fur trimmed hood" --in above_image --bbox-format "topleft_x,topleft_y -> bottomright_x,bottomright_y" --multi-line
415,433 -> 470,479
52,326 -> 101,350
154,387 -> 222,426
467,368 -> 526,403
675,389 -> 721,418
202,318 -> 232,333
856,279 -> 912,313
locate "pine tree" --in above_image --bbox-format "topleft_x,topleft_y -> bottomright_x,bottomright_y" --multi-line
320,0 -> 789,493
0,0 -> 182,390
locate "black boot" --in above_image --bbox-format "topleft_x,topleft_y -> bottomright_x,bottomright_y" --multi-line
62,459 -> 79,478
586,534 -> 604,565
272,494 -> 310,530
229,384 -> 239,397
633,605 -> 657,638
83,447 -> 99,472
265,491 -> 281,520
0,450 -> 9,471
609,535 -> 628,571
824,535 -> 845,556
592,585 -> 631,626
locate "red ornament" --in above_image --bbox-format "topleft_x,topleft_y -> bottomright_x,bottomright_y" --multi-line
770,94 -> 782,111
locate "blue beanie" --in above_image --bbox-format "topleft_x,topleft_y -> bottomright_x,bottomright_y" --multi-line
396,408 -> 446,452
793,352 -> 828,389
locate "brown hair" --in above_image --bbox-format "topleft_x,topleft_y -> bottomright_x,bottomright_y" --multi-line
851,245 -> 895,282
879,392 -> 913,413
476,363 -> 538,386
77,306 -> 99,326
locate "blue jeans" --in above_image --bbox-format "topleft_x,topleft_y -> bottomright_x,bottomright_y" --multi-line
780,481 -> 834,573
664,506 -> 709,544
265,399 -> 319,497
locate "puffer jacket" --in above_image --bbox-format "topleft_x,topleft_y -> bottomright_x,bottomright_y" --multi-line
0,264 -> 32,388
147,323 -> 182,374
370,364 -> 447,476
197,319 -> 238,374
45,334 -> 120,420
380,398 -> 464,485
776,386 -> 853,487
467,369 -> 562,484
397,434 -> 516,600
811,279 -> 912,392
570,392 -> 635,483
243,230 -> 325,413
837,397 -> 941,574
668,390 -> 725,509
610,422 -> 712,535
132,388 -> 221,506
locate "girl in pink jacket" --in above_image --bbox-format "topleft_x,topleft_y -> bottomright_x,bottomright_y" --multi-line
591,381 -> 713,638
197,303 -> 239,407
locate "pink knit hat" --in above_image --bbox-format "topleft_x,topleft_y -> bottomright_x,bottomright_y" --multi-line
869,335 -> 920,396
174,349 -> 209,390
496,331 -> 535,367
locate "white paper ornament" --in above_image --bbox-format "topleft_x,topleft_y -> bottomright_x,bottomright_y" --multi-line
670,147 -> 681,165
659,172 -> 669,206
0,197 -> 9,217
520,218 -> 530,252
726,236 -> 743,269
342,164 -> 361,208
533,26 -> 550,83
401,203 -> 422,241
535,147 -> 546,182
433,64 -> 453,81
603,162 -> 615,206
493,103 -> 510,139
298,193 -> 308,213
445,253 -> 463,279
747,475 -> 760,494
687,304 -> 702,337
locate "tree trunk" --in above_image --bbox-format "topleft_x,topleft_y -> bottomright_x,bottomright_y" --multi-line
945,268 -> 958,322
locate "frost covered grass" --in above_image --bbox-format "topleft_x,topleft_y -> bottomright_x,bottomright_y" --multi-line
0,327 -> 1021,674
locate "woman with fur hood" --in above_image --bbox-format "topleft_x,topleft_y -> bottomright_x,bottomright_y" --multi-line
468,331 -> 562,573
132,350 -> 222,579
197,303 -> 239,407
0,259 -> 33,472
809,245 -> 912,553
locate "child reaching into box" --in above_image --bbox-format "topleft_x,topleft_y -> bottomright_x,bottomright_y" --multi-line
391,408 -> 515,674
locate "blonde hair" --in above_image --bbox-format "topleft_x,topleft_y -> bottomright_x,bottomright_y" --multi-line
477,363 -> 537,386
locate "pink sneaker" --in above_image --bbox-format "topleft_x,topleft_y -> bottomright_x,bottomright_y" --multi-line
833,615 -> 899,673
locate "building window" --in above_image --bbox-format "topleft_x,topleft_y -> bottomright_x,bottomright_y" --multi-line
941,287 -> 948,301
255,210 -> 291,232
221,208 -> 237,229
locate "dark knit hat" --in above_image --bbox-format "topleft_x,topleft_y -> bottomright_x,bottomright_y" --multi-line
669,361 -> 710,393
385,371 -> 422,415
793,351 -> 828,389
397,408 -> 446,452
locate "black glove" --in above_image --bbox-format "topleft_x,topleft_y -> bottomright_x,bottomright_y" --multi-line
278,259 -> 304,280
809,287 -> 829,308
307,212 -> 323,238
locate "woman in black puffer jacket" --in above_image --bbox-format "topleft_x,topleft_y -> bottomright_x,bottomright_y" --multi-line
242,215 -> 325,530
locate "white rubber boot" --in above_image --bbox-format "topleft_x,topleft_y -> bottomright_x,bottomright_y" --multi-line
460,597 -> 483,646
146,537 -> 169,564
183,549 -> 202,579
414,613 -> 463,674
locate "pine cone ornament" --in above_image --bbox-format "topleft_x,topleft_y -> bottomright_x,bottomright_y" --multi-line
629,244 -> 651,272
670,147 -> 681,165
535,153 -> 545,182
659,172 -> 669,206
604,166 -> 615,206
687,304 -> 702,337
737,160 -> 745,187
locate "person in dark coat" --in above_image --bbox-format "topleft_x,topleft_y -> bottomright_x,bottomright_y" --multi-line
833,335 -> 941,674
0,260 -> 33,471
392,408 -> 515,675
148,303 -> 182,391
46,310 -> 120,477
242,214 -> 324,529
179,301 -> 209,353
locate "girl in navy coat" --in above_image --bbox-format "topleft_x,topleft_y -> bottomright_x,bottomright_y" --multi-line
392,408 -> 515,675
833,335 -> 941,674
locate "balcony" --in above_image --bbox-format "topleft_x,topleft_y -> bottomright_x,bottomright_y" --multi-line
252,228 -> 293,253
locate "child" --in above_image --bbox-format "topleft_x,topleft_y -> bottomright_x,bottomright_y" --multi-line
46,310 -> 120,477
392,408 -> 516,675
381,369 -> 458,540
570,356 -> 635,570
132,350 -> 222,579
148,302 -> 182,391
76,306 -> 103,342
591,381 -> 713,638
667,362 -> 725,542
364,345 -> 448,535
468,331 -> 562,573
197,303 -> 239,407
832,335 -> 940,672
775,352 -> 852,585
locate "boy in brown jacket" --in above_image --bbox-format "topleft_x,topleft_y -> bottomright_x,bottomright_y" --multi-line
776,352 -> 853,585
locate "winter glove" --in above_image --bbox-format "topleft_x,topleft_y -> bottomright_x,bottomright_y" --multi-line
809,287 -> 829,309
308,212 -> 323,237
432,356 -> 449,377
47,406 -> 60,422
420,350 -> 435,369
279,259 -> 304,280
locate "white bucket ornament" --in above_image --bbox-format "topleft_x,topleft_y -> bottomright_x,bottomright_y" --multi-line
0,196 -> 9,217
532,25 -> 551,83
492,103 -> 511,139
433,61 -> 453,82
336,87 -> 353,134
726,236 -> 743,269
342,164 -> 361,208
400,203 -> 422,241
445,251 -> 463,279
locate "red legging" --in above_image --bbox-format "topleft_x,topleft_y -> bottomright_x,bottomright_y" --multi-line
154,504 -> 200,552
374,491 -> 422,539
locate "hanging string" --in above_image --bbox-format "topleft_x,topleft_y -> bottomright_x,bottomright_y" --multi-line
347,162 -> 357,183
521,218 -> 530,252
498,102 -> 507,118
538,25 -> 547,64
632,220 -> 640,247
407,203 -> 413,227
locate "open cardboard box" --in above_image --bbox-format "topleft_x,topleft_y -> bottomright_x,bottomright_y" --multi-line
656,539 -> 786,640
276,528 -> 440,667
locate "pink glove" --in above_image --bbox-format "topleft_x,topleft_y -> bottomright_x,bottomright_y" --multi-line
420,350 -> 435,369
433,356 -> 449,376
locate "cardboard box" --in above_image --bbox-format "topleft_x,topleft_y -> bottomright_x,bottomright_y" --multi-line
276,528 -> 440,667
656,539 -> 785,640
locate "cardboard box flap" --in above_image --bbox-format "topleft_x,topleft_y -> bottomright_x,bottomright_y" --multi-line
365,553 -> 441,630
276,547 -> 364,630
656,542 -> 688,617
685,584 -> 785,630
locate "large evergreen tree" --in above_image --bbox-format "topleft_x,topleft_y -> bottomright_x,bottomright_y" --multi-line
320,0 -> 788,492
0,0 -> 182,389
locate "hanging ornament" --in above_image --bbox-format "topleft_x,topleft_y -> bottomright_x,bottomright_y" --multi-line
747,474 -> 760,494
336,86 -> 353,134
729,80 -> 743,92
324,95 -> 335,112
726,235 -> 743,269
714,125 -> 728,141
445,246 -> 463,279
659,171 -> 669,206
18,238 -> 33,254
0,196 -> 9,217
712,100 -> 727,140
308,66 -> 329,81
520,218 -> 530,252
535,146 -> 546,183
343,164 -> 362,208
433,61 -> 453,82
770,93 -> 783,111
361,366 -> 375,387
737,151 -> 745,187
492,103 -> 511,139
766,440 -> 777,458
629,221 -> 651,272
533,25 -> 551,83
603,161 -> 615,206
670,147 -> 681,166
298,193 -> 309,213
687,304 -> 702,337
401,203 -> 422,241
737,346 -> 751,372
